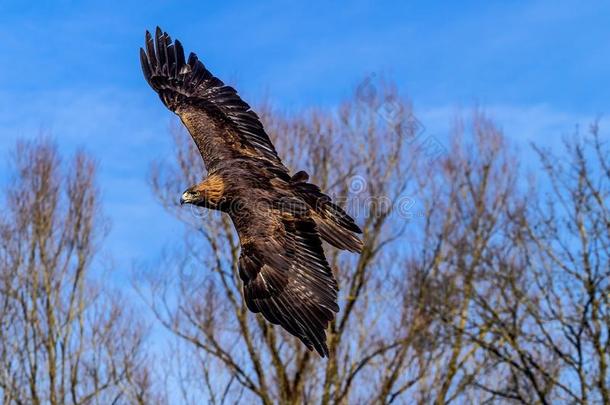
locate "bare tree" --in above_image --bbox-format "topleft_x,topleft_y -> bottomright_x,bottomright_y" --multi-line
139,77 -> 609,405
464,126 -> 610,404
1,66 -> 606,405
414,120 -> 609,405
0,138 -> 153,405
139,80 -> 445,404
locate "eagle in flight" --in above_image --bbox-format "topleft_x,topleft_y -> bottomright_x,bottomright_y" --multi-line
140,27 -> 362,357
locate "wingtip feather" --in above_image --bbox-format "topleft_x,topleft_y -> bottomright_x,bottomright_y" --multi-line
139,48 -> 151,80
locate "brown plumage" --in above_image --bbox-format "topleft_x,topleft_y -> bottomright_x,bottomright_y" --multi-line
140,27 -> 363,357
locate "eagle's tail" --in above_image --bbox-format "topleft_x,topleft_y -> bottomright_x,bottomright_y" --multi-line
291,171 -> 363,253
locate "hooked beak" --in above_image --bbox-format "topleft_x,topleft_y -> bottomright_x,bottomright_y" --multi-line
180,191 -> 189,205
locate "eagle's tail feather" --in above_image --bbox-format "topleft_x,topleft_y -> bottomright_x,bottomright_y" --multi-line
291,173 -> 363,253
313,212 -> 363,253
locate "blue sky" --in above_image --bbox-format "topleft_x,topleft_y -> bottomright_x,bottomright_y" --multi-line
0,0 -> 608,276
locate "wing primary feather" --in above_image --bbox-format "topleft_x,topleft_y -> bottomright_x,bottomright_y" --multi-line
175,39 -> 186,73
274,292 -> 327,355
145,31 -> 157,72
154,27 -> 166,73
167,43 -> 176,77
139,48 -> 151,81
187,52 -> 197,67
162,32 -> 171,75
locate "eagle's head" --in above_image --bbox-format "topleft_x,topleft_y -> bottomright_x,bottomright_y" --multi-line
180,174 -> 226,210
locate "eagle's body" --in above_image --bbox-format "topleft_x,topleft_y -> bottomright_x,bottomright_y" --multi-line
140,28 -> 362,357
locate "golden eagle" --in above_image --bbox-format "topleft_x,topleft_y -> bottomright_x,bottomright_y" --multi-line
140,27 -> 362,357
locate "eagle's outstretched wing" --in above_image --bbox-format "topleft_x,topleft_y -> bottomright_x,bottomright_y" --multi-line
235,207 -> 339,357
140,27 -> 288,174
